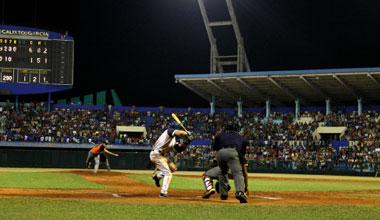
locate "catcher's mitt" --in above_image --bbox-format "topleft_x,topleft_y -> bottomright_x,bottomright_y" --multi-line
212,159 -> 218,168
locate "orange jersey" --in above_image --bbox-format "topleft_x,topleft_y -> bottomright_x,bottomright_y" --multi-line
90,144 -> 105,155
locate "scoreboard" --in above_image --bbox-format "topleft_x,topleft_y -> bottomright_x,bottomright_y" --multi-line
0,26 -> 74,85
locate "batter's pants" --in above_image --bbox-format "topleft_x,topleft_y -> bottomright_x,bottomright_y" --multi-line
150,151 -> 172,195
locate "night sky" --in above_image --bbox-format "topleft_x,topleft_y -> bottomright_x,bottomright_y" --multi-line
1,0 -> 380,107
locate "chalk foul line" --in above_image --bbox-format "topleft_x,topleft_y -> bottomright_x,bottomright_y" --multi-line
250,195 -> 283,200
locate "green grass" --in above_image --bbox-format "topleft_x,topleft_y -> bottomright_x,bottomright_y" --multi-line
0,170 -> 379,219
249,179 -> 380,192
0,197 -> 379,220
0,172 -> 109,189
129,174 -> 380,192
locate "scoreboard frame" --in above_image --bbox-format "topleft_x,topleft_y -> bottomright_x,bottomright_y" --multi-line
0,25 -> 74,95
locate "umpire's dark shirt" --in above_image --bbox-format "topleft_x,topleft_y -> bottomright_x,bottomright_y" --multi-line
212,131 -> 248,157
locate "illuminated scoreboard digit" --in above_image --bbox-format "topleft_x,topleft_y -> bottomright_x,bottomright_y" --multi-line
18,69 -> 30,82
0,39 -> 51,69
39,69 -> 50,83
1,68 -> 14,82
0,26 -> 74,85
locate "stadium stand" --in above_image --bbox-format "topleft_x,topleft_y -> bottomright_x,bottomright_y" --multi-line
0,102 -> 379,175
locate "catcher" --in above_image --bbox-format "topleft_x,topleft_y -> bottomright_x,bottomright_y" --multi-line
150,121 -> 192,198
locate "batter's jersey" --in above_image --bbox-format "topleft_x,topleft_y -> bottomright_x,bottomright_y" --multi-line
152,128 -> 177,154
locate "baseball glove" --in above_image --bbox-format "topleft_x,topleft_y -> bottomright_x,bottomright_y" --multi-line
212,159 -> 218,167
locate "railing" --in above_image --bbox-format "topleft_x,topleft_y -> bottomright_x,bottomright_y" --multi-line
0,141 -> 152,151
247,160 -> 379,173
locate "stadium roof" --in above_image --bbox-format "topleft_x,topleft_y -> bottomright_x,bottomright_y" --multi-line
175,67 -> 380,107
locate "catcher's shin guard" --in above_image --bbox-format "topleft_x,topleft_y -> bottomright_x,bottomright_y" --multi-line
202,173 -> 214,191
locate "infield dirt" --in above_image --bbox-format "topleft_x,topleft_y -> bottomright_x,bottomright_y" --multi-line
0,170 -> 379,205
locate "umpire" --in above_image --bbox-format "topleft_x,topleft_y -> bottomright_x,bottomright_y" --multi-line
213,122 -> 248,203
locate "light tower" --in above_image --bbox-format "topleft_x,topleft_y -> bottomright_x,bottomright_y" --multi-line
198,0 -> 251,73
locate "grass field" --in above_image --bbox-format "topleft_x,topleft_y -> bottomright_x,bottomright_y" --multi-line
0,172 -> 109,189
129,174 -> 380,192
0,168 -> 379,220
1,197 -> 380,220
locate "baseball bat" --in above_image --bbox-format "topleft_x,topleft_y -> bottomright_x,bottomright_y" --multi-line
171,113 -> 188,133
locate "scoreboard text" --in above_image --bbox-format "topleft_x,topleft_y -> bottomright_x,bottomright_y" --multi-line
0,32 -> 74,85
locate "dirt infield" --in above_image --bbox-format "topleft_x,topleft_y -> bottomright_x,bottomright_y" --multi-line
0,170 -> 380,205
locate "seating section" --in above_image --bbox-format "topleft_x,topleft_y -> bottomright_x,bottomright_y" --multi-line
0,103 -> 379,172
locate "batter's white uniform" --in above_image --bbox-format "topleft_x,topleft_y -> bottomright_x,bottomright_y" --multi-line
150,128 -> 177,195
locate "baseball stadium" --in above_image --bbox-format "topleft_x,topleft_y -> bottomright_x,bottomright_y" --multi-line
1,1 -> 380,220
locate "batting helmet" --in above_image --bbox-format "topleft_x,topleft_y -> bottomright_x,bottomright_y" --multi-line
169,121 -> 181,130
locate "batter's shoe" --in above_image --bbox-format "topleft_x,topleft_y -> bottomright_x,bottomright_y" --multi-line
159,193 -> 167,198
202,188 -> 216,199
235,191 -> 248,203
152,175 -> 160,187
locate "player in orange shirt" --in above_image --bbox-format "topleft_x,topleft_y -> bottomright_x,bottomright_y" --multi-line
86,140 -> 119,174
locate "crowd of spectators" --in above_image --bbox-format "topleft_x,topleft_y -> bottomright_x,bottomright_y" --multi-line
244,140 -> 380,172
0,104 -> 150,144
1,103 -> 379,172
